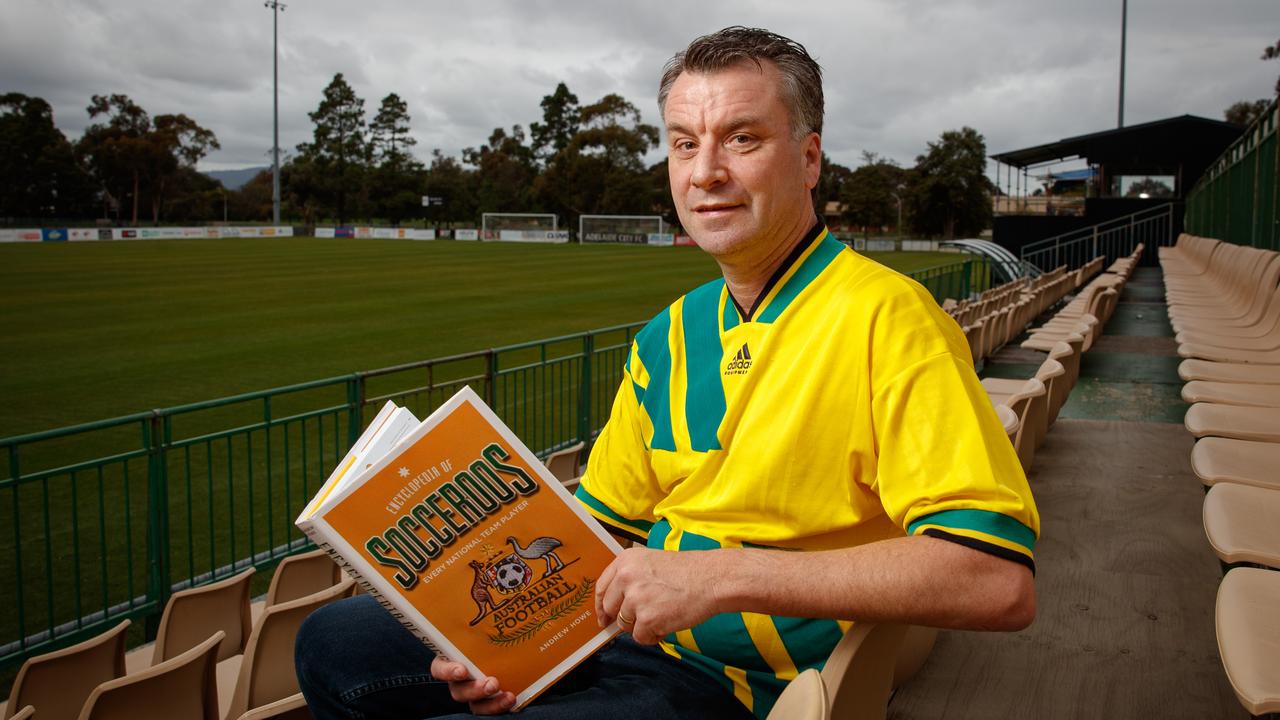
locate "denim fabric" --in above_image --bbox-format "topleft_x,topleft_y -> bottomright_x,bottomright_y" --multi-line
295,595 -> 755,720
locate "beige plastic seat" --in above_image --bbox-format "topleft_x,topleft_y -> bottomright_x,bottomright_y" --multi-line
1181,380 -> 1280,407
765,668 -> 829,720
4,619 -> 130,720
6,708 -> 33,720
995,404 -> 1019,445
1202,483 -> 1280,569
1177,342 -> 1280,364
1216,567 -> 1280,715
543,441 -> 585,484
221,578 -> 356,720
1190,438 -> 1280,491
1184,403 -> 1280,442
78,631 -> 224,720
821,622 -> 906,719
985,360 -> 1064,450
234,693 -> 310,720
891,625 -> 938,690
988,378 -> 1047,471
265,549 -> 341,608
1175,284 -> 1280,344
153,568 -> 255,666
1178,359 -> 1280,384
1022,314 -> 1099,353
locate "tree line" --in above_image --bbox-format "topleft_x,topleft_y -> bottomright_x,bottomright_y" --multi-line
1,76 -> 996,238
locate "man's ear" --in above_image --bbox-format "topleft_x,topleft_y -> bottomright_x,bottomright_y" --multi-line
803,132 -> 822,190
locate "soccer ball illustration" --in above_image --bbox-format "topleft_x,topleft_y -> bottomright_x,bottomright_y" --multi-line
492,557 -> 531,592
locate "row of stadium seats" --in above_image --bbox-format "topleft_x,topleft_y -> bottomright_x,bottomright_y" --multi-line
1,550 -> 351,720
1159,234 -> 1280,717
945,269 -> 1079,368
976,247 -> 1141,474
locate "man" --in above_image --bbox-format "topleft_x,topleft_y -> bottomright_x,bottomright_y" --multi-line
296,26 -> 1037,719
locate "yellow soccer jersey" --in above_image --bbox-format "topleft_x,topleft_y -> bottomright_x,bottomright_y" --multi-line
575,222 -> 1039,718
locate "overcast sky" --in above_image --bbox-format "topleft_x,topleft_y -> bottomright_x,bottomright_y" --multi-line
3,0 -> 1276,182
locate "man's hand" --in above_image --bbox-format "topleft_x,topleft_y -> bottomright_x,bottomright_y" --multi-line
430,657 -> 515,715
595,547 -> 726,645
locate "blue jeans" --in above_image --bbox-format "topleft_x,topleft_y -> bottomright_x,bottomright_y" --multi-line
295,595 -> 755,720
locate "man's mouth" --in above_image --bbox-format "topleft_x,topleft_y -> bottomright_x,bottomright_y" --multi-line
693,203 -> 742,214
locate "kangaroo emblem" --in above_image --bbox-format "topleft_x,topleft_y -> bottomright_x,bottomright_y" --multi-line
467,560 -> 506,626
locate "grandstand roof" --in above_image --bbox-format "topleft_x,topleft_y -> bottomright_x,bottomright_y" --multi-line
991,115 -> 1243,172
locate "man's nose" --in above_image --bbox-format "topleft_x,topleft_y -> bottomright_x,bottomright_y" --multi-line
690,143 -> 728,190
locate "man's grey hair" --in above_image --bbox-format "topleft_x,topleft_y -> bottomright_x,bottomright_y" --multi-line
658,26 -> 824,139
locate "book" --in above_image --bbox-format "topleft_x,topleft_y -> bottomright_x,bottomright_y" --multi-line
296,386 -> 623,708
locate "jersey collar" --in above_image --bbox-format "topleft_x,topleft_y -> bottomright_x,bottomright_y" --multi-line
722,217 -> 832,329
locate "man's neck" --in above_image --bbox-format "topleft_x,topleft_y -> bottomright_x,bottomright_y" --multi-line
719,213 -> 818,316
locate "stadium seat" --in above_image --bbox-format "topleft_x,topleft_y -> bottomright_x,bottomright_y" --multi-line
220,578 -> 356,720
233,693 -> 310,720
1181,380 -> 1280,407
766,668 -> 829,720
4,619 -> 130,720
78,631 -> 223,720
995,404 -> 1020,446
891,625 -> 938,690
152,568 -> 255,666
1216,567 -> 1280,716
1184,403 -> 1280,442
6,708 -> 33,720
543,441 -> 585,484
822,622 -> 905,720
264,549 -> 342,608
1178,359 -> 1280,384
1190,438 -> 1280,492
1174,284 -> 1280,344
984,359 -> 1064,450
988,378 -> 1047,471
1202,483 -> 1280,570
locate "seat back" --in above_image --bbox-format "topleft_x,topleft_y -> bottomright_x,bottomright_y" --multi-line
7,707 -> 33,720
1032,360 -> 1065,448
6,619 -> 130,720
766,668 -> 829,720
543,441 -> 585,483
1004,378 -> 1047,472
265,549 -> 342,607
821,622 -> 907,720
1046,342 -> 1080,425
78,631 -> 223,720
153,567 -> 255,665
226,579 -> 356,719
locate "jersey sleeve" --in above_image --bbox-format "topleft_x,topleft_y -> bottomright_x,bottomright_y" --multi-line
866,277 -> 1041,571
574,341 -> 665,543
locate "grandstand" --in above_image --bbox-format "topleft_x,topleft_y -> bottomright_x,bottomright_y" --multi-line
2,103 -> 1278,718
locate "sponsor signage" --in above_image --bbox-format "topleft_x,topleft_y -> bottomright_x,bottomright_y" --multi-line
372,228 -> 396,239
454,229 -> 479,240
98,229 -> 114,240
119,229 -> 138,239
41,228 -> 69,242
69,229 -> 98,241
673,234 -> 697,247
335,227 -> 354,238
316,228 -> 336,238
647,233 -> 675,247
584,232 -> 648,244
0,229 -> 42,242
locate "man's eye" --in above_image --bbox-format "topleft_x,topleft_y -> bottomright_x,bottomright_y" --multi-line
675,140 -> 695,151
731,134 -> 752,145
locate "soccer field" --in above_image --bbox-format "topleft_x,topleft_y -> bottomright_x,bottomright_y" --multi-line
0,238 -> 961,438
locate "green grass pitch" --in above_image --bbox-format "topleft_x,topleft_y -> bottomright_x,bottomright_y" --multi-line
0,238 -> 961,438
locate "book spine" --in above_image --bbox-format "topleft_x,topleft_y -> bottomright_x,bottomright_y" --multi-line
298,522 -> 446,658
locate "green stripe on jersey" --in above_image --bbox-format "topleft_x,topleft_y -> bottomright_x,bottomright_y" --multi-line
756,233 -> 845,324
682,279 -> 727,452
574,485 -> 653,534
907,508 -> 1037,553
770,615 -> 845,672
635,309 -> 676,451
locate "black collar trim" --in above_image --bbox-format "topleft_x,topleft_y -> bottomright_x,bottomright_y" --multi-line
730,216 -> 825,322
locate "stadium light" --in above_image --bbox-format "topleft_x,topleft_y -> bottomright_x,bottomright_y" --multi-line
265,1 -> 287,225
1118,0 -> 1126,128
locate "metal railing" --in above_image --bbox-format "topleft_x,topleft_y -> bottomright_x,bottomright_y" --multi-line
0,323 -> 641,669
1186,101 -> 1278,250
1018,204 -> 1178,271
0,258 -> 988,671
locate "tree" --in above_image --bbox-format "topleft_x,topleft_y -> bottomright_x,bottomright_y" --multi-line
78,94 -> 152,223
297,73 -> 368,223
1224,99 -> 1270,126
463,125 -> 539,214
905,127 -> 992,239
812,152 -> 852,221
842,152 -> 909,238
368,93 -> 423,224
530,82 -> 581,164
1264,38 -> 1280,95
144,113 -> 219,223
422,149 -> 478,226
1124,177 -> 1173,199
0,93 -> 94,220
535,94 -> 659,226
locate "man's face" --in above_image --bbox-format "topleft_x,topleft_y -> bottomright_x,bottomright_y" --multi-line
664,61 -> 821,261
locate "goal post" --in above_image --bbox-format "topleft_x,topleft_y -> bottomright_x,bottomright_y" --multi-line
480,213 -> 565,243
579,215 -> 666,244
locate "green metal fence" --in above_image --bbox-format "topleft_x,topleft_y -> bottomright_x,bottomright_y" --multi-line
1186,101 -> 1279,250
0,259 -> 988,672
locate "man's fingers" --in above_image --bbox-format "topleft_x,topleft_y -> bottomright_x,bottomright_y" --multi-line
448,676 -> 502,703
595,557 -> 619,625
430,657 -> 469,682
469,691 -> 517,715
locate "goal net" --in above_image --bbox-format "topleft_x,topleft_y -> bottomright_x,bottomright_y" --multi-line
579,215 -> 666,244
481,213 -> 563,242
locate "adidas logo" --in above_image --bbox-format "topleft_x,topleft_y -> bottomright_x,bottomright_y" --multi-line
724,343 -> 753,375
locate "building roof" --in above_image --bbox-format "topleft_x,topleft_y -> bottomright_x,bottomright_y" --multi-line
991,115 -> 1242,169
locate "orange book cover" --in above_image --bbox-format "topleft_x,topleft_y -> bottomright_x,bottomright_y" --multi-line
296,386 -> 622,708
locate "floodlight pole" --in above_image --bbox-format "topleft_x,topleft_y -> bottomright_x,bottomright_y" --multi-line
1118,0 -> 1127,128
265,1 -> 286,225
